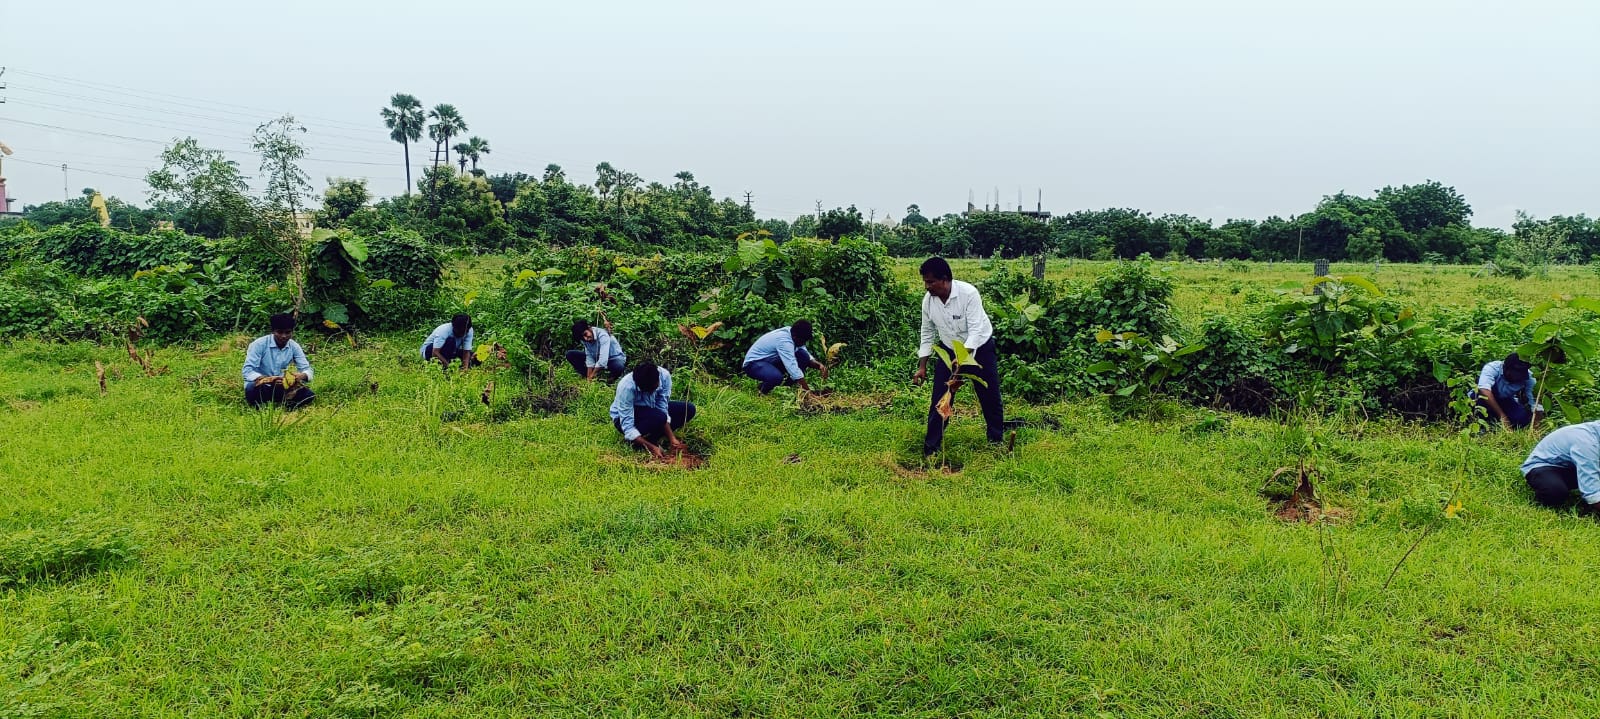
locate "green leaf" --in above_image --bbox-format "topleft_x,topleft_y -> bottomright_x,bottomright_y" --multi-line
310,228 -> 338,244
369,278 -> 395,289
1569,297 -> 1600,314
321,303 -> 349,324
1531,322 -> 1562,344
1171,343 -> 1206,358
952,340 -> 975,367
463,289 -> 480,307
1085,361 -> 1117,374
1521,301 -> 1556,327
1558,397 -> 1582,424
1338,275 -> 1382,296
339,236 -> 368,263
722,255 -> 742,272
1115,385 -> 1139,397
932,346 -> 953,368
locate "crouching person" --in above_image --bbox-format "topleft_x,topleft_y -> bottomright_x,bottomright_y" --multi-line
742,320 -> 827,394
1522,419 -> 1600,511
610,360 -> 696,460
243,313 -> 315,409
421,314 -> 476,370
1476,353 -> 1543,430
567,319 -> 626,381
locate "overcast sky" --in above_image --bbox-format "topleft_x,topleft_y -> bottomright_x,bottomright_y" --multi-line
3,0 -> 1595,228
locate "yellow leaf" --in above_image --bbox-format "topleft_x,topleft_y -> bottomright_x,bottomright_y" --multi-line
323,319 -> 341,329
1095,329 -> 1114,343
1444,499 -> 1464,519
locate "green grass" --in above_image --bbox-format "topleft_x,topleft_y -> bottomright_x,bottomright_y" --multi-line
3,328 -> 1599,717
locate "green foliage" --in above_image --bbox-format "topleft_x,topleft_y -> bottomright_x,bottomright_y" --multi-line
1263,275 -> 1406,364
32,223 -> 215,277
363,228 -> 444,292
1517,295 -> 1600,422
304,229 -> 369,326
1087,330 -> 1206,411
0,519 -> 138,587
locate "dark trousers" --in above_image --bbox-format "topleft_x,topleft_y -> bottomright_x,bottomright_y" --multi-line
567,349 -> 627,380
423,337 -> 471,367
744,348 -> 813,394
925,338 -> 1004,454
1476,395 -> 1534,429
614,402 -> 697,443
245,383 -> 315,410
1527,466 -> 1580,507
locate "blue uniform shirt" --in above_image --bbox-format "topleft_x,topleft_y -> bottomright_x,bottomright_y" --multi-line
743,327 -> 804,379
581,327 -> 626,369
609,368 -> 673,442
1478,360 -> 1540,410
420,323 -> 474,358
242,335 -> 314,390
1522,420 -> 1600,504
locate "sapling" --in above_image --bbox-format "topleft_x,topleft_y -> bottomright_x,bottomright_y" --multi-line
926,340 -> 989,471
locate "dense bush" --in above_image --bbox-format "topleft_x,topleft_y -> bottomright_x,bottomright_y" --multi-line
364,229 -> 445,292
32,223 -> 215,277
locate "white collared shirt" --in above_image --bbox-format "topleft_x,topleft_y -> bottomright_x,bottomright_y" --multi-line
917,280 -> 993,358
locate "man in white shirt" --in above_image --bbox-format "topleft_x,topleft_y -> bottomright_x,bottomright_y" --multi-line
242,313 -> 315,409
911,257 -> 1005,456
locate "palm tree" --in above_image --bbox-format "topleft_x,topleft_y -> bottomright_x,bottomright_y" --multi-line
379,93 -> 424,196
463,137 -> 491,173
453,142 -> 470,173
427,104 -> 468,169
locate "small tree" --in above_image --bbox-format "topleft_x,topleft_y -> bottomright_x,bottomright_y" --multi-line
253,115 -> 313,312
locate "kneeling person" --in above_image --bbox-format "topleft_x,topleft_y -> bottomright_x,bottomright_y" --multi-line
243,313 -> 315,409
1522,420 -> 1600,511
610,361 -> 696,460
567,319 -> 626,381
1477,353 -> 1543,430
421,314 -> 475,370
742,320 -> 827,394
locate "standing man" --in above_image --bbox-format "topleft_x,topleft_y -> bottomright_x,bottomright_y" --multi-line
743,320 -> 828,394
421,314 -> 475,370
567,318 -> 627,381
610,361 -> 697,460
243,313 -> 315,409
1477,353 -> 1543,430
911,257 -> 1004,457
1522,420 -> 1600,511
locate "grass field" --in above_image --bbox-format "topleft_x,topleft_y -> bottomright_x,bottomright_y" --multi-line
4,261 -> 1599,717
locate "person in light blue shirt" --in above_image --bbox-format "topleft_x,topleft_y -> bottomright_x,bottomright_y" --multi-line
567,318 -> 626,381
242,313 -> 315,409
1477,353 -> 1543,429
742,320 -> 828,394
1522,420 -> 1600,510
420,314 -> 475,370
609,360 -> 696,460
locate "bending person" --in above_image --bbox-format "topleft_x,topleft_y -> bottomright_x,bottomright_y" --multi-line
610,360 -> 696,460
742,320 -> 827,394
243,313 -> 315,409
911,256 -> 1004,457
567,319 -> 627,381
1522,420 -> 1600,511
1476,353 -> 1543,430
421,314 -> 475,370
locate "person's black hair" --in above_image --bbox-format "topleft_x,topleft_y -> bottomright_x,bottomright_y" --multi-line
572,319 -> 591,343
1504,352 -> 1532,383
269,313 -> 296,332
919,256 -> 953,281
633,360 -> 661,393
790,319 -> 814,346
452,313 -> 472,336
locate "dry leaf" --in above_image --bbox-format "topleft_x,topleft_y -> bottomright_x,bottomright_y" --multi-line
95,361 -> 107,396
936,392 -> 955,421
481,381 -> 495,407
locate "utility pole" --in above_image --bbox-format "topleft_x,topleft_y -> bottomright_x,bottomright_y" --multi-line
814,199 -> 822,223
1297,228 -> 1303,262
61,164 -> 69,201
0,67 -> 8,104
868,208 -> 877,242
743,191 -> 752,212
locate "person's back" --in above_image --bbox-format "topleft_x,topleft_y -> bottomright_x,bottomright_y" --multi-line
1522,420 -> 1600,508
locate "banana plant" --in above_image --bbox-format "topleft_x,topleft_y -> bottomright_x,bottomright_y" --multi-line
927,340 -> 989,469
674,321 -> 725,412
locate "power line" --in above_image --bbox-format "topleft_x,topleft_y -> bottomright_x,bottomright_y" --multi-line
7,156 -> 145,181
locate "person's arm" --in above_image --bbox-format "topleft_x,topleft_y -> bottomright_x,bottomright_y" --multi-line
460,329 -> 475,369
913,297 -> 935,385
294,342 -> 313,384
962,287 -> 993,356
779,334 -> 805,381
1477,388 -> 1510,424
589,332 -> 609,380
243,340 -> 265,385
1572,437 -> 1600,506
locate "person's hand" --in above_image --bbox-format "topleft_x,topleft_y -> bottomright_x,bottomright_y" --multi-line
1501,417 -> 1512,431
648,444 -> 667,460
255,375 -> 281,387
911,367 -> 926,386
669,437 -> 687,452
295,372 -> 309,384
819,366 -> 830,381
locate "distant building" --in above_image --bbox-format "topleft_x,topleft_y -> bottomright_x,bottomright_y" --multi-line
0,177 -> 19,218
293,212 -> 316,239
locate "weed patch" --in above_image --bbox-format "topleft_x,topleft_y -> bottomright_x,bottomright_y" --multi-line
0,520 -> 138,587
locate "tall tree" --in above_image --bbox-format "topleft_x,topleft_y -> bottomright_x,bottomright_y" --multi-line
427,104 -> 468,168
145,137 -> 257,238
462,137 -> 491,173
252,115 -> 313,312
379,93 -> 425,197
454,143 -> 470,174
